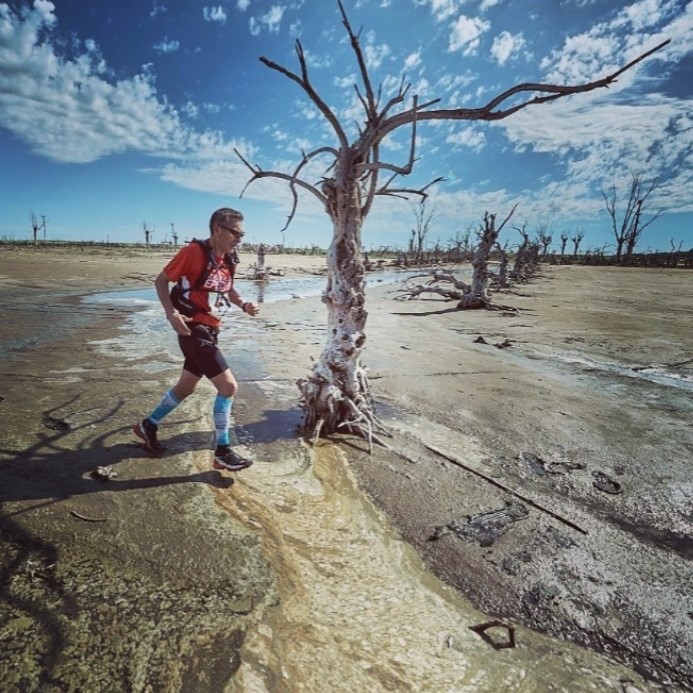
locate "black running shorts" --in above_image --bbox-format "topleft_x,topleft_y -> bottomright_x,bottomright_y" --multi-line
178,323 -> 229,379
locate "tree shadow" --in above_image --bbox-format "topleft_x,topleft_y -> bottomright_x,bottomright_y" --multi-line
236,407 -> 304,447
0,397 -> 236,506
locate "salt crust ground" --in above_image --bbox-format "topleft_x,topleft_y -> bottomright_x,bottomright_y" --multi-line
0,245 -> 691,690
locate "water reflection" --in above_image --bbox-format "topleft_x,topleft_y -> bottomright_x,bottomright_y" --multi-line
85,269 -> 451,308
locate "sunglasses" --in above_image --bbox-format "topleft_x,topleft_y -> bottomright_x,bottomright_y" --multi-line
218,224 -> 244,238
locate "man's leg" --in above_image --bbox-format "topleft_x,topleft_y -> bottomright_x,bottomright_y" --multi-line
210,369 -> 252,471
134,370 -> 200,452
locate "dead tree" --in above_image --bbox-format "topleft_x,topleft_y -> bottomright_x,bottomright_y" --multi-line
411,197 -> 436,263
448,227 -> 473,263
459,206 -> 516,308
494,240 -> 510,288
602,173 -> 662,263
559,232 -> 569,257
235,0 -> 669,445
142,222 -> 153,248
30,211 -> 40,245
397,208 -> 515,304
536,225 -> 552,257
571,229 -> 585,260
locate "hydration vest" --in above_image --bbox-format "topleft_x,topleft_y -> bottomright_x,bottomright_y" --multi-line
170,239 -> 239,318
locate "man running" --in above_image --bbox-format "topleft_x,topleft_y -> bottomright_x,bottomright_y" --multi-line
133,207 -> 259,471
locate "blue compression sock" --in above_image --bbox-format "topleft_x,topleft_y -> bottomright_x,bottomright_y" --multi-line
147,389 -> 182,425
213,395 -> 234,447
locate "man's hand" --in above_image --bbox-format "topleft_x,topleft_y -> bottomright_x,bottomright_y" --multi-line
167,311 -> 193,335
242,301 -> 260,317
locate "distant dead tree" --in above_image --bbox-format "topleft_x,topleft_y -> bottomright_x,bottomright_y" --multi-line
494,239 -> 510,288
461,206 -> 517,307
411,197 -> 436,263
30,211 -> 40,245
571,229 -> 585,259
143,222 -> 153,248
448,227 -> 473,262
602,173 -> 663,263
536,225 -> 552,257
512,223 -> 541,279
235,0 -> 669,446
559,232 -> 569,257
397,206 -> 517,307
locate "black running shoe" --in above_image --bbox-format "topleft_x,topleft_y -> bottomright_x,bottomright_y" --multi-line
213,446 -> 253,472
133,418 -> 166,453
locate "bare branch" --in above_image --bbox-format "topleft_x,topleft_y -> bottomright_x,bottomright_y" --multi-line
358,95 -> 420,178
338,0 -> 377,118
260,43 -> 349,148
234,147 -> 327,232
374,176 -> 445,201
378,40 -> 670,140
496,203 -> 519,233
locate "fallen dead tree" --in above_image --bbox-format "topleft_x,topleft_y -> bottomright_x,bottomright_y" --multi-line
397,206 -> 518,310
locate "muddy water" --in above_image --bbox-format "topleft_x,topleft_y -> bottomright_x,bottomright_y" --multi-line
189,379 -> 647,692
90,296 -> 655,692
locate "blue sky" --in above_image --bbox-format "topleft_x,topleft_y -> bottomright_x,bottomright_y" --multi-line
0,0 -> 691,253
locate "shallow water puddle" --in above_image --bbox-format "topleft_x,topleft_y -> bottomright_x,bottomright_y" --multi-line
199,406 -> 650,692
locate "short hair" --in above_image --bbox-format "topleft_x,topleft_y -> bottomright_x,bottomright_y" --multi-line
209,207 -> 244,234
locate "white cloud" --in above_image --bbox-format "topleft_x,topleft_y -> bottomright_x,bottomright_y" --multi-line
364,30 -> 391,70
0,1 -> 230,166
153,36 -> 180,53
490,31 -> 526,66
540,0 -> 690,86
249,5 -> 285,35
203,6 -> 227,23
417,0 -> 458,23
445,125 -> 486,152
150,2 -> 167,18
237,0 -> 250,11
448,15 -> 490,56
404,49 -> 422,70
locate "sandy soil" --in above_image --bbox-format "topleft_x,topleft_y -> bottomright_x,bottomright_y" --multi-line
1,244 -> 691,691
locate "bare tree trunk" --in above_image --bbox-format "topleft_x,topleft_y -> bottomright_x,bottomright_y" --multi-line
236,2 -> 667,445
298,177 -> 377,444
458,213 -> 497,308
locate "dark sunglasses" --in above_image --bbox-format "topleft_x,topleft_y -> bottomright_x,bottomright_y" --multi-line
217,224 -> 244,238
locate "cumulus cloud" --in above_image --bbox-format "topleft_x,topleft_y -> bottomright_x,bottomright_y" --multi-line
153,36 -> 180,53
363,30 -> 391,70
0,2 -> 228,165
448,15 -> 490,56
540,0 -> 689,85
445,125 -> 486,152
417,0 -> 458,23
404,48 -> 422,70
490,31 -> 526,66
203,6 -> 227,23
150,1 -> 167,18
249,5 -> 285,35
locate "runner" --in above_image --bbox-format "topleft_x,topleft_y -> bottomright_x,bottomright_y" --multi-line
133,207 -> 259,471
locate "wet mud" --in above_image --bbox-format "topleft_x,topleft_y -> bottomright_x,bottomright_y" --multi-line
1,254 -> 691,691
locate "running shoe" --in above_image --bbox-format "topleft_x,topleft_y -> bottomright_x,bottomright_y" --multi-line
213,446 -> 253,472
133,418 -> 166,453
